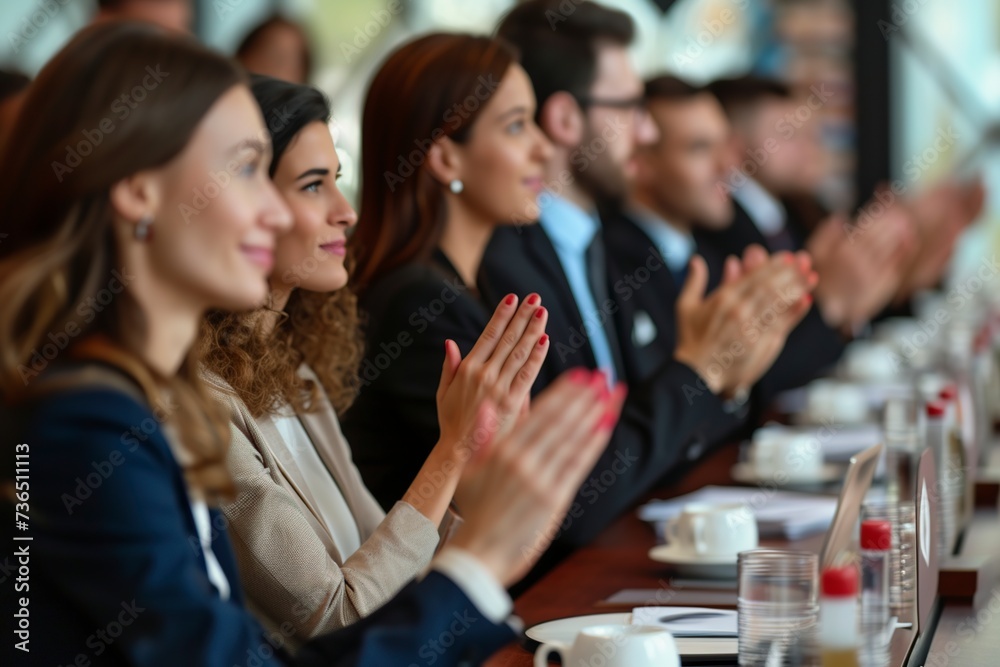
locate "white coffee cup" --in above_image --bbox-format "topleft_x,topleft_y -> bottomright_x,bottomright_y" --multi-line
843,340 -> 899,382
806,380 -> 869,424
665,502 -> 758,559
751,429 -> 824,481
534,624 -> 679,667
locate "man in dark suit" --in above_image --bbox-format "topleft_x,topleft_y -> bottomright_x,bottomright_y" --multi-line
481,0 -> 814,579
707,77 -> 922,324
692,76 -> 918,397
607,75 -> 846,402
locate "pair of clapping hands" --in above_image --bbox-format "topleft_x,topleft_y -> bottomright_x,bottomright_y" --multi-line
423,246 -> 815,588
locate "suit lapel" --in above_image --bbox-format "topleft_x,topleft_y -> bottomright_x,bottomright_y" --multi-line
250,409 -> 345,560
294,367 -> 376,540
522,225 -> 599,368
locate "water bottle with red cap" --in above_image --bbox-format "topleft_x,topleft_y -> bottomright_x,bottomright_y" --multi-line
859,520 -> 891,667
819,564 -> 860,667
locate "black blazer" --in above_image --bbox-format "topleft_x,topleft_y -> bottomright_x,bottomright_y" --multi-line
694,200 -> 846,401
481,224 -> 745,546
343,251 -> 491,510
1,365 -> 513,666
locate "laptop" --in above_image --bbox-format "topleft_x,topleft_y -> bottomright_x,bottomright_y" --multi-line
819,443 -> 884,569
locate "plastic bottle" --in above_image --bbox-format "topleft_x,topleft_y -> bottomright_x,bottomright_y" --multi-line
924,401 -> 956,558
819,565 -> 860,667
859,520 -> 891,667
939,385 -> 970,526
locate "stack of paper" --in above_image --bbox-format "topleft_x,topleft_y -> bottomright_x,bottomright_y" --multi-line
631,607 -> 738,637
638,485 -> 838,539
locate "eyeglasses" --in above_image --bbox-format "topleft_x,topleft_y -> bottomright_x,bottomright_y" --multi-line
575,94 -> 647,111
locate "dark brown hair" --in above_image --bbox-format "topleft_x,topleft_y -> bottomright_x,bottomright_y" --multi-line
352,33 -> 518,290
644,74 -> 702,102
706,76 -> 792,120
0,21 -> 243,498
497,0 -> 634,118
236,14 -> 314,82
203,76 -> 363,417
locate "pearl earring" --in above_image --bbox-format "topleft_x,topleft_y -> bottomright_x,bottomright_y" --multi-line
449,179 -> 464,194
134,214 -> 154,242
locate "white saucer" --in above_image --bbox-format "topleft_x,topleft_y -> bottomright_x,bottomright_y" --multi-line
648,543 -> 738,579
730,462 -> 844,487
525,613 -> 738,660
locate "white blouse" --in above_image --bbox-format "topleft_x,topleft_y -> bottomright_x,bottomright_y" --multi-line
272,412 -> 363,558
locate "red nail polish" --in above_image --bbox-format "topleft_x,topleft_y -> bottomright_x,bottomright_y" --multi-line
805,294 -> 813,305
596,411 -> 618,432
590,370 -> 607,388
568,368 -> 589,384
527,294 -> 540,306
504,294 -> 515,306
534,307 -> 546,319
539,334 -> 549,346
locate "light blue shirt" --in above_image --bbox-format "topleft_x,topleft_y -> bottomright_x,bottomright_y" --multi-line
628,204 -> 696,280
538,193 -> 617,384
731,176 -> 787,236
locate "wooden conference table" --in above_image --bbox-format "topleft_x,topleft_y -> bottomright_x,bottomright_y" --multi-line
485,442 -> 1000,667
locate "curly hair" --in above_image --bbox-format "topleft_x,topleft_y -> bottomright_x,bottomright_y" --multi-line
201,76 -> 363,418
203,270 -> 363,417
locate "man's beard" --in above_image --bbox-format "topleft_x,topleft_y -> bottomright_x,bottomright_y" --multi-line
573,147 -> 629,212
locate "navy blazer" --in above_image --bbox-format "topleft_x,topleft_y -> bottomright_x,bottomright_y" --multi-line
2,376 -> 513,666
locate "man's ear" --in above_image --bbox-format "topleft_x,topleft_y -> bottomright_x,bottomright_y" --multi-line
425,136 -> 463,188
538,91 -> 585,148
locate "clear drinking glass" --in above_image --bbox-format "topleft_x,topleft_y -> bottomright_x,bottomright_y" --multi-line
738,549 -> 819,666
862,500 -> 916,616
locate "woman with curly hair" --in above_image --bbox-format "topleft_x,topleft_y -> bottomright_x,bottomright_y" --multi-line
200,74 -> 553,645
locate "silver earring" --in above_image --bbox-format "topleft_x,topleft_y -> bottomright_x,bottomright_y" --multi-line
449,179 -> 464,194
134,214 -> 153,241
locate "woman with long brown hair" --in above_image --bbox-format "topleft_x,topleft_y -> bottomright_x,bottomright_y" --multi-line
200,75 -> 551,644
0,21 -> 622,665
343,34 -> 583,509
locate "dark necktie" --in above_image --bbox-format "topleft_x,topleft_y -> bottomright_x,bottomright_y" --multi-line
670,261 -> 688,290
585,232 -> 625,380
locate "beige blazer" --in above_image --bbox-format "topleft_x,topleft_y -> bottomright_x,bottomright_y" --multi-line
205,366 -> 441,647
